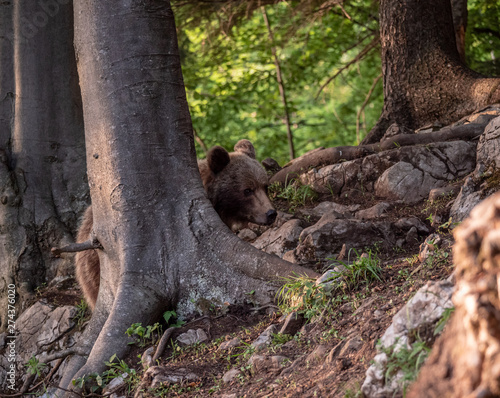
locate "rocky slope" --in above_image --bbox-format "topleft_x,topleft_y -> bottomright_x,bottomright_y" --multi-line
1,107 -> 500,397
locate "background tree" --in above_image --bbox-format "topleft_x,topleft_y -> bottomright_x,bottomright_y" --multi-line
362,0 -> 500,143
0,0 -> 87,334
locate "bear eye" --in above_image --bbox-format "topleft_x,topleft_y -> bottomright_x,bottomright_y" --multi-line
244,188 -> 253,196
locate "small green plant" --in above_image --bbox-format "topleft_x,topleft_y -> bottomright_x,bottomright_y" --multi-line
73,299 -> 89,327
277,274 -> 332,320
125,322 -> 162,347
268,180 -> 318,212
332,249 -> 383,291
380,337 -> 431,396
272,332 -> 293,346
26,356 -> 47,377
163,310 -> 185,328
434,307 -> 455,336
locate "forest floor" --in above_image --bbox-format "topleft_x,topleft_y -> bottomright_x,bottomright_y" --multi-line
35,188 -> 456,398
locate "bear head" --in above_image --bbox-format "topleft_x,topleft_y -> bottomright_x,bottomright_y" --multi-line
199,139 -> 277,231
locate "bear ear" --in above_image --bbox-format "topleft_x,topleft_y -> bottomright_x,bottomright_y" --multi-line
234,139 -> 256,159
207,146 -> 230,174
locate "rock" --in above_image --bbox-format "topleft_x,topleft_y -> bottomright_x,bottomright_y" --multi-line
355,202 -> 392,220
252,324 -> 278,350
306,345 -> 329,364
300,142 -> 476,199
219,337 -> 241,351
301,201 -> 360,218
450,176 -> 483,223
176,329 -> 208,346
103,372 -> 128,394
14,301 -> 77,363
273,210 -> 295,228
248,354 -> 290,374
295,215 -> 395,262
141,366 -> 199,389
252,219 -> 303,258
326,340 -> 347,364
405,226 -> 418,244
374,162 -> 426,203
361,280 -> 454,397
237,228 -> 257,241
222,368 -> 241,384
279,312 -> 305,336
476,116 -> 500,170
428,185 -> 459,202
418,234 -> 442,262
339,335 -> 364,356
394,217 -> 429,234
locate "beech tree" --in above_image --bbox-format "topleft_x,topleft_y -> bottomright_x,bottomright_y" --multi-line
0,0 -> 87,334
56,1 -> 318,395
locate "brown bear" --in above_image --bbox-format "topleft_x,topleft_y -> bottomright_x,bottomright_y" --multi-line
75,139 -> 276,310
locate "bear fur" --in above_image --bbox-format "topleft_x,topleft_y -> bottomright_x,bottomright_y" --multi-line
75,139 -> 276,310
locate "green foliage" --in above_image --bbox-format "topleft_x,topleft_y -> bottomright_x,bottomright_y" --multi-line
163,310 -> 185,328
73,354 -> 140,395
269,181 -> 318,212
330,249 -> 382,291
125,322 -> 162,347
26,356 -> 47,377
380,338 -> 431,396
466,0 -> 500,75
272,332 -> 293,346
73,299 -> 89,327
434,307 -> 455,336
277,274 -> 332,320
176,2 -> 383,165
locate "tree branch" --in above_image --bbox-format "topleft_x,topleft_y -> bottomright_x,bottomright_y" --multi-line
51,239 -> 102,257
315,36 -> 380,99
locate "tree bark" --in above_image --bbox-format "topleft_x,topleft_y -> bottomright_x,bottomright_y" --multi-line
362,0 -> 500,144
0,0 -> 87,333
57,1 -> 318,395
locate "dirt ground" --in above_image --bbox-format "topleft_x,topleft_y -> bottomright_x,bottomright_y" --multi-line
31,190 -> 456,398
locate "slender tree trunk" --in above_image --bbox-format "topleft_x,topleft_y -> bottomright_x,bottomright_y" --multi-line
362,0 -> 500,144
58,2 -> 317,394
0,0 -> 87,333
262,7 -> 295,160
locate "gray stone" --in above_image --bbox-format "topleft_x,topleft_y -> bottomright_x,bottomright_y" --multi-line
279,312 -> 305,336
339,335 -> 364,356
176,329 -> 208,346
252,219 -> 303,258
405,226 -> 419,244
477,116 -> 500,170
222,368 -> 241,384
306,344 -> 329,364
295,215 -> 395,262
15,301 -> 77,363
219,337 -> 241,351
300,142 -> 476,200
252,324 -> 278,350
356,202 -> 392,220
362,280 -> 454,397
375,162 -> 426,203
394,217 -> 429,234
237,228 -> 257,241
450,176 -> 483,222
248,354 -> 290,374
302,201 -> 360,218
428,185 -> 459,202
103,372 -> 128,394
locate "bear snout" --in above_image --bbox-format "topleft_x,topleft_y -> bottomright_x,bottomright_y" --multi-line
266,209 -> 277,225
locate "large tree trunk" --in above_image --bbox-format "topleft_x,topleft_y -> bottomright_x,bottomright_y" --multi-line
362,0 -> 500,144
0,0 -> 87,333
57,1 -> 318,395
